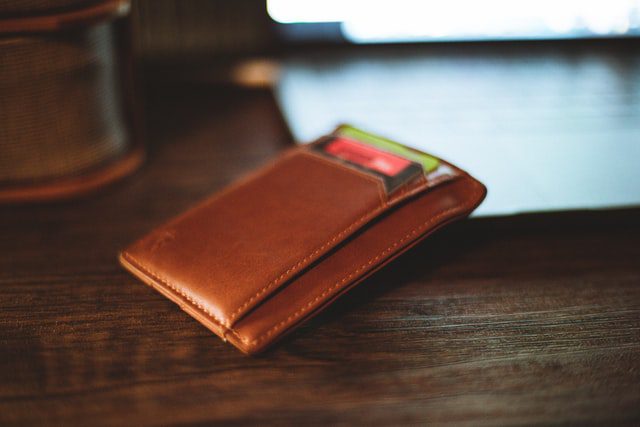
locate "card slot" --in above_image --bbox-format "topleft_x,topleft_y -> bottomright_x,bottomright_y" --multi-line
303,143 -> 463,206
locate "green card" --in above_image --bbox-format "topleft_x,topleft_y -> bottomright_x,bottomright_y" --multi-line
335,125 -> 440,173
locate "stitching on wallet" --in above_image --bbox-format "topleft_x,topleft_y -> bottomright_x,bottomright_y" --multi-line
121,252 -> 232,330
234,184 -> 481,348
226,151 -> 391,323
227,205 -> 387,322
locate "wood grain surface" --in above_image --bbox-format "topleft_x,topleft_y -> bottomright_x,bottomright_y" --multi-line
1,78 -> 639,426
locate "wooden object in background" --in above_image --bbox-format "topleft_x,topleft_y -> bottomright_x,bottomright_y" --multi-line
0,0 -> 143,202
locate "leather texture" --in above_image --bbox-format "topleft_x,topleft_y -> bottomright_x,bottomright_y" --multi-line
119,141 -> 486,354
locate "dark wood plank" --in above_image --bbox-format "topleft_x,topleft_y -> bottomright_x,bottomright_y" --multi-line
0,77 -> 639,426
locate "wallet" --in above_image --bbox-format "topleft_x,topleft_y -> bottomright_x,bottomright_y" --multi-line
119,126 -> 486,354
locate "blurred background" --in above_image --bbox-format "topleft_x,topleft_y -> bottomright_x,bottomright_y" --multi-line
139,0 -> 640,216
2,0 -> 640,214
131,0 -> 640,58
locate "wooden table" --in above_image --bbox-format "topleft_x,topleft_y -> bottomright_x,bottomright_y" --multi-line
1,77 -> 639,426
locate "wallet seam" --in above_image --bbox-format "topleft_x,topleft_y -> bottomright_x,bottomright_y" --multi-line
120,251 -> 232,332
225,150 -> 389,323
230,179 -> 484,349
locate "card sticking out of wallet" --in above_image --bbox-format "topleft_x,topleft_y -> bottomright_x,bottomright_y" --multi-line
335,124 -> 440,173
312,137 -> 424,194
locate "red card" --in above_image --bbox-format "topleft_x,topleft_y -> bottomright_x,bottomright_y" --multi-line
323,137 -> 411,176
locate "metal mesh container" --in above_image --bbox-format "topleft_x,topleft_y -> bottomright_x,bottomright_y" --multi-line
0,0 -> 143,202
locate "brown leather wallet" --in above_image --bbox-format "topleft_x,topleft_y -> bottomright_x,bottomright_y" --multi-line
119,129 -> 486,354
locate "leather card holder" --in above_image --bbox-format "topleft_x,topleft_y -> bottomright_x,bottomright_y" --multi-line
119,132 -> 486,354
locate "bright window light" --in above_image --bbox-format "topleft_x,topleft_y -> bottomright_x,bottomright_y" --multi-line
267,0 -> 640,42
